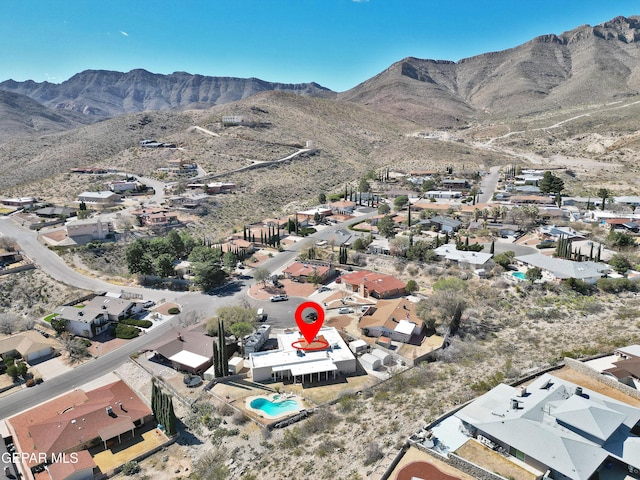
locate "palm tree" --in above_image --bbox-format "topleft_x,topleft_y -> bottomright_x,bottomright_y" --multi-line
597,188 -> 611,211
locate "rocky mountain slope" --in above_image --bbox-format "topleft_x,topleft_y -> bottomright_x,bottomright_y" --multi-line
340,16 -> 640,126
0,90 -> 92,142
0,69 -> 334,119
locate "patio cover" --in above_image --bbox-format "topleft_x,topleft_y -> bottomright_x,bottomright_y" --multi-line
98,419 -> 136,442
168,350 -> 210,370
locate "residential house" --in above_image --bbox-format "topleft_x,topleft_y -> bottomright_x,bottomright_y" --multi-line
221,239 -> 255,255
441,179 -> 469,190
1,197 -> 37,208
359,298 -> 425,344
144,328 -> 215,374
509,195 -> 554,205
429,216 -> 462,233
34,206 -> 77,219
282,262 -> 334,283
166,159 -> 196,172
65,219 -> 114,242
340,270 -> 406,299
423,190 -> 462,199
83,297 -> 141,322
454,373 -> 640,480
537,225 -> 585,242
207,182 -> 236,194
53,306 -> 108,338
0,331 -> 54,364
249,327 -> 356,383
604,218 -> 640,233
367,237 -> 391,255
514,253 -> 610,284
329,201 -> 357,215
6,380 -> 153,480
77,191 -> 120,205
107,180 -> 139,193
433,245 -> 493,267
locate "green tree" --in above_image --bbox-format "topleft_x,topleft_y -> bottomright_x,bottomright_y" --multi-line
166,229 -> 186,259
253,267 -> 271,286
609,254 -> 632,275
377,215 -> 396,239
493,251 -> 516,269
377,203 -> 391,215
125,240 -> 155,275
525,267 -> 542,282
405,279 -> 418,294
6,364 -> 18,380
393,195 -> 409,210
358,178 -> 371,193
222,251 -> 238,270
51,317 -> 69,335
597,188 -> 611,211
539,171 -> 565,195
189,245 -> 221,264
193,262 -> 226,291
607,231 -> 635,248
230,321 -> 254,339
318,192 -> 327,204
352,238 -> 368,251
155,254 -> 175,278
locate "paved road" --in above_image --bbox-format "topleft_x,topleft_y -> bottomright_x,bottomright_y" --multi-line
478,165 -> 502,204
0,208 -> 377,418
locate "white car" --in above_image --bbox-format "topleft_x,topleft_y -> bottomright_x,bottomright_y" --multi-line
270,295 -> 288,302
338,307 -> 354,314
143,300 -> 155,308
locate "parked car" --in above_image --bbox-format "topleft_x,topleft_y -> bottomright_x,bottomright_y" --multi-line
143,300 -> 155,308
317,286 -> 330,293
360,305 -> 370,313
305,312 -> 318,321
270,295 -> 288,302
338,307 -> 354,314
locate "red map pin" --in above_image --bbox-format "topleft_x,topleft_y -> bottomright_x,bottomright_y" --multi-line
294,301 -> 325,345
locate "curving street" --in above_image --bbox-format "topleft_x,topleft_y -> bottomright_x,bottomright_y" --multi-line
0,209 -> 377,418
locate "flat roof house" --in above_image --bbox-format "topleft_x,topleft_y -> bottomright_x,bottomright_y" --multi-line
433,245 -> 493,267
77,191 -> 120,205
65,218 -> 114,242
454,373 -> 640,480
83,296 -> 141,322
249,327 -> 356,384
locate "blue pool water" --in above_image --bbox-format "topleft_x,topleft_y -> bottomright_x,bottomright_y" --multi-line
250,397 -> 300,416
512,271 -> 526,280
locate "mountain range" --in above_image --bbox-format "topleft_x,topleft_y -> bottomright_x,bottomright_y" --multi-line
2,15 -> 640,132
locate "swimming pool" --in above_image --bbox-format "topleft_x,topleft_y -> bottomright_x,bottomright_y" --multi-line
512,271 -> 526,280
249,397 -> 300,417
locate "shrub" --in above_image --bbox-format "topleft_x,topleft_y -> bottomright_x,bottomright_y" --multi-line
121,318 -> 153,328
121,461 -> 141,476
363,442 -> 383,466
167,307 -> 180,315
115,323 -> 141,339
597,277 -> 638,293
26,379 -> 35,387
565,278 -> 595,295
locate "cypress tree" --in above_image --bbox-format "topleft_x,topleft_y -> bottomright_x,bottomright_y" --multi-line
243,226 -> 247,241
596,245 -> 601,263
435,234 -> 440,248
490,240 -> 495,254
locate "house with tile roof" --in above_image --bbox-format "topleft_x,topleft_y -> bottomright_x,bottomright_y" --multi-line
359,298 -> 424,344
340,270 -> 406,299
6,380 -> 153,480
283,262 -> 334,283
454,373 -> 640,480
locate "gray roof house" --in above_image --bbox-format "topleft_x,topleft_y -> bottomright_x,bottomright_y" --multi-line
515,253 -> 610,284
429,216 -> 462,233
454,373 -> 640,480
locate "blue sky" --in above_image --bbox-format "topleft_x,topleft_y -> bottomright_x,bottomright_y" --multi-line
1,1 -> 637,92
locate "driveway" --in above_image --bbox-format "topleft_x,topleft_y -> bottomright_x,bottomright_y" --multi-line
31,357 -> 72,381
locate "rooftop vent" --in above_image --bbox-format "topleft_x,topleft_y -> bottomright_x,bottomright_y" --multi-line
106,406 -> 113,415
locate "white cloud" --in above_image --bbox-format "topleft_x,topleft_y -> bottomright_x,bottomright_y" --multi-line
120,31 -> 129,37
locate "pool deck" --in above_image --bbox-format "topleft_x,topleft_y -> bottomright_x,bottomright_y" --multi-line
245,393 -> 305,420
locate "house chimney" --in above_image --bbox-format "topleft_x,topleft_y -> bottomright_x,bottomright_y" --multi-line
177,333 -> 183,341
